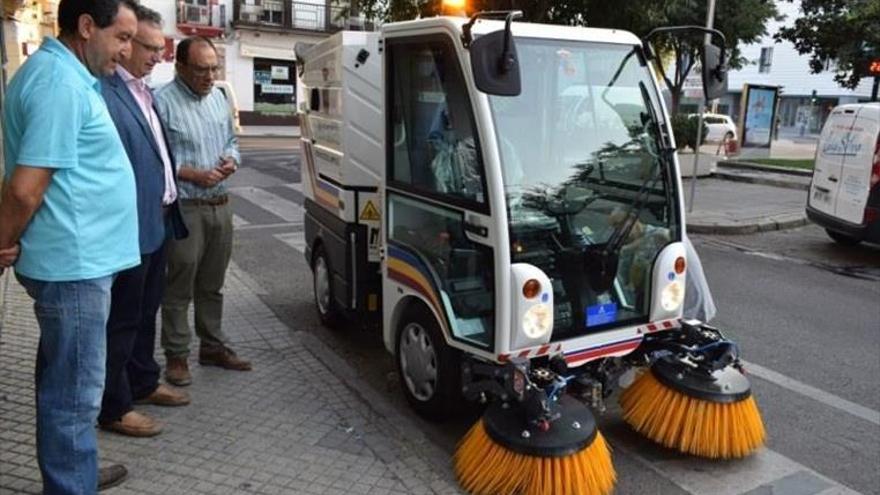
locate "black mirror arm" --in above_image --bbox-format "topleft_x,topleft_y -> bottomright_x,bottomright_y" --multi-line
642,25 -> 728,65
462,10 -> 522,48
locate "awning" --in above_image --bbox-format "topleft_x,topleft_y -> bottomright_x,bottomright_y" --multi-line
240,43 -> 296,62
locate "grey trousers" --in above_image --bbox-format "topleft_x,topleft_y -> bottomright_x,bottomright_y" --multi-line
161,201 -> 233,358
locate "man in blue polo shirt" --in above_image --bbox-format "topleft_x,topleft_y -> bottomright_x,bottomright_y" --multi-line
0,0 -> 140,492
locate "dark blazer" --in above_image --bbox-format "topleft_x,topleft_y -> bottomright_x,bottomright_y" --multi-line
102,72 -> 187,253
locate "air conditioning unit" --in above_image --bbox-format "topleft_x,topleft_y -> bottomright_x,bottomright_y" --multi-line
184,5 -> 210,24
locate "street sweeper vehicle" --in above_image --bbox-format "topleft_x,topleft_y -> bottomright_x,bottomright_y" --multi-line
296,12 -> 766,495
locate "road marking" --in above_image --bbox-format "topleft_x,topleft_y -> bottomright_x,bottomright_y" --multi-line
742,360 -> 880,426
229,186 -> 304,223
235,221 -> 302,232
232,214 -> 250,228
274,231 -> 306,253
283,182 -> 303,193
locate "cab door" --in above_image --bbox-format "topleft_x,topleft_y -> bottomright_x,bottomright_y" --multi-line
383,33 -> 498,353
834,104 -> 880,225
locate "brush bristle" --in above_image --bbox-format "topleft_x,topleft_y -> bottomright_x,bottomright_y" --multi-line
619,370 -> 766,459
453,419 -> 616,495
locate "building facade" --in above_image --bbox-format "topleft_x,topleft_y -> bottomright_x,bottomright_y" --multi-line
683,0 -> 875,134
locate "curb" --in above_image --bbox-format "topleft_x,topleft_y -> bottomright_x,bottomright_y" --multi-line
719,160 -> 813,177
687,215 -> 810,235
712,170 -> 810,191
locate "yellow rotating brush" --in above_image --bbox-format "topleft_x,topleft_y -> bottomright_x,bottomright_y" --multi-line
619,355 -> 765,459
454,396 -> 616,495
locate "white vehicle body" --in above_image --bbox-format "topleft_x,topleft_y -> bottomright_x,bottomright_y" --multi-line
690,112 -> 737,142
806,102 -> 880,244
298,18 -> 689,409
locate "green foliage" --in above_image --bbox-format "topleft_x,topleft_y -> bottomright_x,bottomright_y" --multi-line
775,0 -> 880,90
670,114 -> 708,152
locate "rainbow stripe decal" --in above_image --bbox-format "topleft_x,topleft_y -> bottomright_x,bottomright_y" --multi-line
386,244 -> 450,335
563,336 -> 644,366
302,141 -> 341,211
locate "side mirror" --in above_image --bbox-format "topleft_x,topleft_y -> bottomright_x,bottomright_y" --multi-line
470,29 -> 521,96
702,43 -> 728,103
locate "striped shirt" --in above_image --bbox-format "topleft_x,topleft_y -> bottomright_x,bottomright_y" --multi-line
154,76 -> 240,199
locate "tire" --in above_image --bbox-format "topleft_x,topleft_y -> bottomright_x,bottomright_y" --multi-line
395,304 -> 461,421
826,229 -> 862,246
312,244 -> 341,328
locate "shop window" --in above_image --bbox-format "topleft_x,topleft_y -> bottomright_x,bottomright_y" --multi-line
253,58 -> 296,118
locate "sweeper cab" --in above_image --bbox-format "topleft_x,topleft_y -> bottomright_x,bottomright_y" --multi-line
297,12 -> 765,494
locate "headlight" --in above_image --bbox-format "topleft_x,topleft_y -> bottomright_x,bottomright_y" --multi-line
522,303 -> 553,339
660,281 -> 684,311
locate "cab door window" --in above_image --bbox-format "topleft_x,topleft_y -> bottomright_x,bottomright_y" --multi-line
388,36 -> 488,210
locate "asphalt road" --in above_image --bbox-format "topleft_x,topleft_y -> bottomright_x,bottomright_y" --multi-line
228,137 -> 880,495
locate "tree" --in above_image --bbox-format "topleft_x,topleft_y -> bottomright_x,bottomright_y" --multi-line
350,0 -> 779,113
775,0 -> 880,89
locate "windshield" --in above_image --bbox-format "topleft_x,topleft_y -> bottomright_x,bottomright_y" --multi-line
488,38 -> 679,337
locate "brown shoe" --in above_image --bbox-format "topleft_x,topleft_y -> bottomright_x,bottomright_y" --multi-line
101,411 -> 163,437
199,346 -> 252,371
98,464 -> 128,491
165,357 -> 192,386
135,383 -> 190,407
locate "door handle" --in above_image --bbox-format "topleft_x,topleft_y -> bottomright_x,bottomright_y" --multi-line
464,221 -> 488,237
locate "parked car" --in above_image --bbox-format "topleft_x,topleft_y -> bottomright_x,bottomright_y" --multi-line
806,102 -> 880,245
214,80 -> 242,135
689,112 -> 737,143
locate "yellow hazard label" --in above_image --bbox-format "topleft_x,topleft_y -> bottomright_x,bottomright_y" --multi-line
360,200 -> 380,221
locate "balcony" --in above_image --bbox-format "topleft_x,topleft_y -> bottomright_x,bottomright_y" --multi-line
233,0 -> 349,34
177,0 -> 227,37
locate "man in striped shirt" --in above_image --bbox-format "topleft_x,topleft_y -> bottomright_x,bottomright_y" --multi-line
155,36 -> 251,387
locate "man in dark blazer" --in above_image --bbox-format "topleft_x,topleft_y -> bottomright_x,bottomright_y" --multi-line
98,4 -> 190,437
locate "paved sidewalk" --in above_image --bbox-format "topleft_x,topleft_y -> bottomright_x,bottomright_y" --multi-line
0,264 -> 461,495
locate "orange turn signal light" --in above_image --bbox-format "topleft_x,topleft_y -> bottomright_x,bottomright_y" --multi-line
523,279 -> 541,299
674,256 -> 686,274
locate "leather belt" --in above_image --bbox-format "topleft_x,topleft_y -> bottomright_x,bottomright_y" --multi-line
181,195 -> 228,206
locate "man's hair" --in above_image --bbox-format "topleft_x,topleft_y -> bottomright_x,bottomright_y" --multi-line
134,4 -> 162,26
58,0 -> 139,36
176,36 -> 217,66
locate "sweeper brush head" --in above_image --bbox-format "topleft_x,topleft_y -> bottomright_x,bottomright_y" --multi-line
619,361 -> 766,459
454,398 -> 616,495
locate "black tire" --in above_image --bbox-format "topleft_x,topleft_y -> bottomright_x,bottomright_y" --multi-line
826,229 -> 862,246
395,304 -> 461,421
312,244 -> 341,328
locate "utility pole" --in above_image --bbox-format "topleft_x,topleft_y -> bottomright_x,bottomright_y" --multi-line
688,0 -> 716,213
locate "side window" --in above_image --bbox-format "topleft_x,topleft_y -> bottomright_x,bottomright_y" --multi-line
388,194 -> 495,349
388,38 -> 487,207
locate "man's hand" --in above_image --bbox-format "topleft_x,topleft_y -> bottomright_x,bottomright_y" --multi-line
216,157 -> 237,178
0,243 -> 21,275
198,168 -> 226,188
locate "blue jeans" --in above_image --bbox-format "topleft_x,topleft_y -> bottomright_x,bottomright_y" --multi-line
16,273 -> 114,495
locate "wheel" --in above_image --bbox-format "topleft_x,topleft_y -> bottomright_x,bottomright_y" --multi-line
312,244 -> 341,327
396,304 -> 461,421
826,229 -> 862,246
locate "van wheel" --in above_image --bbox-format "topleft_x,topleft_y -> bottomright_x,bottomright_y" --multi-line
826,229 -> 862,246
312,245 -> 341,328
396,305 -> 461,421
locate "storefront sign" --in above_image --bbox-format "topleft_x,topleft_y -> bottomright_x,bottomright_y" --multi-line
261,84 -> 295,95
271,66 -> 290,80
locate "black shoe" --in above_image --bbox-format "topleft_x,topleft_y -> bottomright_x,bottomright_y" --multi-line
98,464 -> 128,491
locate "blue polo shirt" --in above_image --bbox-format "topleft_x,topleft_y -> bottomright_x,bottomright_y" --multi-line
2,38 -> 139,281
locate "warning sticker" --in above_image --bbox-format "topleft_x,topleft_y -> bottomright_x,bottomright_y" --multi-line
360,201 -> 380,221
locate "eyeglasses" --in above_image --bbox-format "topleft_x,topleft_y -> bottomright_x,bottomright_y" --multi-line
133,38 -> 165,55
188,64 -> 221,77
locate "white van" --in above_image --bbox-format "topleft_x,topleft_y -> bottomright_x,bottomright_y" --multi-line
806,102 -> 880,245
213,80 -> 243,135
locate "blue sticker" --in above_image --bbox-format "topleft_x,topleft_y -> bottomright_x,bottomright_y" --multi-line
541,293 -> 549,303
586,303 -> 618,327
667,271 -> 676,281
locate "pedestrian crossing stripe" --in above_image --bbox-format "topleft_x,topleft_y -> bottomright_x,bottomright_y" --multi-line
360,201 -> 380,221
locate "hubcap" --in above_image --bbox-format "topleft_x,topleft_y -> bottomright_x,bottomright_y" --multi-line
399,323 -> 438,402
314,255 -> 331,315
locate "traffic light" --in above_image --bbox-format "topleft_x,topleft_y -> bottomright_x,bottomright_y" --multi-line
810,89 -> 817,104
